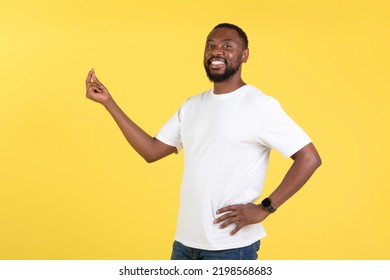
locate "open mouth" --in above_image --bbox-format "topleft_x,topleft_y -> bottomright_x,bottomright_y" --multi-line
211,60 -> 225,65
208,57 -> 227,68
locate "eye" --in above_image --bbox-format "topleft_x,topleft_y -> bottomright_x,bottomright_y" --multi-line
206,44 -> 213,49
222,44 -> 232,48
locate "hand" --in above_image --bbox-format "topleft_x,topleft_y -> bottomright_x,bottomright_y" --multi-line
214,203 -> 270,235
85,69 -> 112,105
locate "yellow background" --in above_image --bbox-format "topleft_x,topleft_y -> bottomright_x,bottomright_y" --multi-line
1,0 -> 389,259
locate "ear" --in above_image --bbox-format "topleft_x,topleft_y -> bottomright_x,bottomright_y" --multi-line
241,48 -> 249,63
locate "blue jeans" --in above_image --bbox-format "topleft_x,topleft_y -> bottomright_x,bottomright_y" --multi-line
170,240 -> 260,260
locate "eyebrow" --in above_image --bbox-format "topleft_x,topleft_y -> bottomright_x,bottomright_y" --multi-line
206,38 -> 235,43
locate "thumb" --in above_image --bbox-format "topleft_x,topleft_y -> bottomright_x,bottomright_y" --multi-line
92,71 -> 104,87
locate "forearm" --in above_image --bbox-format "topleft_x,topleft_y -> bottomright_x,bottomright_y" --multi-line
103,98 -> 174,162
215,144 -> 321,235
268,143 -> 321,209
85,69 -> 174,162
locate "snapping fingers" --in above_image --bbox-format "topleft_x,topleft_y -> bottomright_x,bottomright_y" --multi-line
92,71 -> 104,88
86,69 -> 94,88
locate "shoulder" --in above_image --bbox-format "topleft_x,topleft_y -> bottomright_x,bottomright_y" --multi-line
240,85 -> 279,110
176,89 -> 212,117
180,89 -> 212,108
190,89 -> 212,102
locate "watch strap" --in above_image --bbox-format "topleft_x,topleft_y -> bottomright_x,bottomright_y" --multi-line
261,198 -> 277,213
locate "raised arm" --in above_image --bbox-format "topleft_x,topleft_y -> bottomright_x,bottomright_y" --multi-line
85,69 -> 177,162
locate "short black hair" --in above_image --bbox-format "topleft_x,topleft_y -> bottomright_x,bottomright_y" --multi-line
213,23 -> 249,49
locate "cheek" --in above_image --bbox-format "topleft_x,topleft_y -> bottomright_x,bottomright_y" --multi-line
203,52 -> 209,61
204,48 -> 212,56
230,55 -> 242,65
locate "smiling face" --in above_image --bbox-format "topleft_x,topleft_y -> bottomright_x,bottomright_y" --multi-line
203,27 -> 249,83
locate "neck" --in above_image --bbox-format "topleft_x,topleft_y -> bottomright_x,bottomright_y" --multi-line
213,77 -> 246,94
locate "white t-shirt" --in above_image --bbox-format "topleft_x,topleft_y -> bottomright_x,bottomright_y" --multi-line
155,85 -> 311,250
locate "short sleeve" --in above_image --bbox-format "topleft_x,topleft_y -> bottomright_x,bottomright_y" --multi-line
258,99 -> 312,158
155,109 -> 183,153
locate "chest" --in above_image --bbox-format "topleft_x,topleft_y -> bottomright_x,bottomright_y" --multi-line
180,100 -> 259,147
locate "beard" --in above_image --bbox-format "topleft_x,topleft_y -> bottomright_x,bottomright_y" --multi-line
204,57 -> 241,83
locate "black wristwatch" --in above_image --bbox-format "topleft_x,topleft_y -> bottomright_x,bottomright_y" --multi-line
261,198 -> 277,213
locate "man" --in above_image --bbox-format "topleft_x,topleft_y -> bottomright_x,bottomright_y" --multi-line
85,23 -> 321,260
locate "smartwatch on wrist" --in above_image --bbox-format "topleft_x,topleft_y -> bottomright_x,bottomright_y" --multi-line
261,198 -> 277,213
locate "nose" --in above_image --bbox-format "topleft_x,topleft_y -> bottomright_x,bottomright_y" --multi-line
210,45 -> 224,56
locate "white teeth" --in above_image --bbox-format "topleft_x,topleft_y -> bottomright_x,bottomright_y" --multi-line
211,61 -> 224,65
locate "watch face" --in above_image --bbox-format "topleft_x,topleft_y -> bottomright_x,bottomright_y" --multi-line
262,198 -> 271,207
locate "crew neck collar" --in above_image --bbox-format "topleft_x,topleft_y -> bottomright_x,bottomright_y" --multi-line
210,85 -> 250,99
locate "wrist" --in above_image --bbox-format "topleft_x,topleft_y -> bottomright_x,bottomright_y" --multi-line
254,203 -> 271,223
103,96 -> 115,109
260,197 -> 277,213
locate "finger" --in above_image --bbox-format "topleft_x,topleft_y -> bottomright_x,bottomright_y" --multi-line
85,69 -> 94,86
87,83 -> 103,93
91,86 -> 103,93
216,205 -> 239,214
87,79 -> 105,90
87,81 -> 102,88
214,211 -> 236,223
230,224 -> 243,235
87,85 -> 102,95
219,217 -> 240,229
92,71 -> 104,88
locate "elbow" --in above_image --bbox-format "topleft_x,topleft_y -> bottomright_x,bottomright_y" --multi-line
313,155 -> 322,169
143,155 -> 158,163
143,151 -> 165,163
309,152 -> 322,170
139,144 -> 161,163
294,143 -> 322,170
